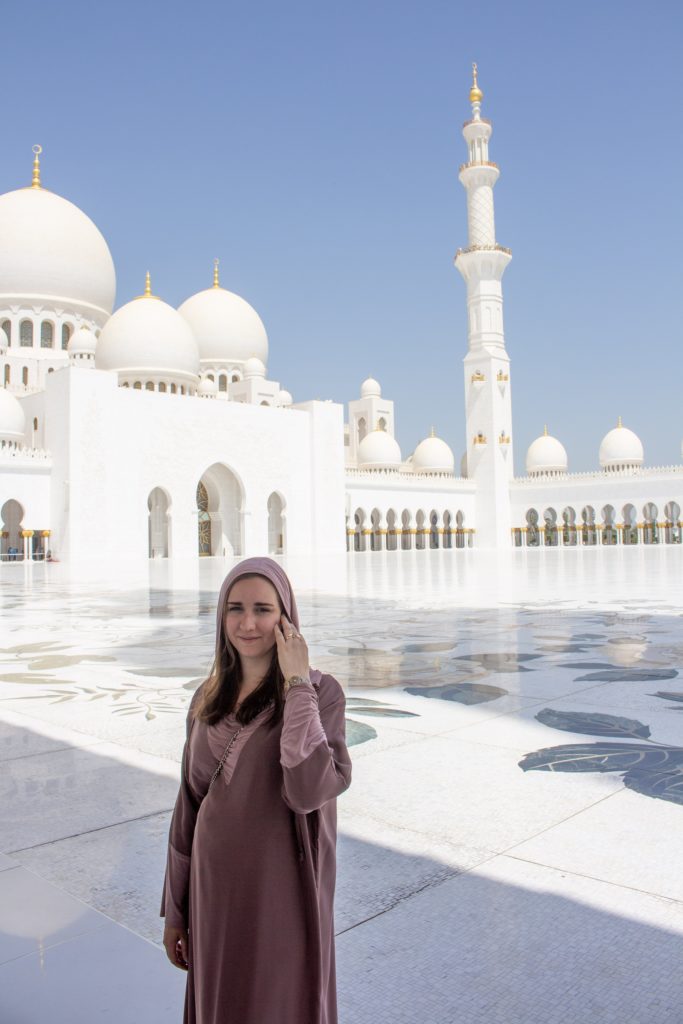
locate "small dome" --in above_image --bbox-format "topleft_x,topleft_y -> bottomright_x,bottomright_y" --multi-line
243,356 -> 266,379
412,431 -> 455,474
357,428 -> 401,469
198,375 -> 218,398
526,428 -> 568,476
360,377 -> 381,398
278,389 -> 293,407
96,286 -> 200,386
0,182 -> 115,319
177,280 -> 268,367
599,418 -> 643,470
68,325 -> 97,356
0,387 -> 26,443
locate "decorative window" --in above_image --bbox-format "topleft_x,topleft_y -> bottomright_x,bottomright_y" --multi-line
3,364 -> 9,385
61,324 -> 72,349
219,375 -> 227,391
146,382 -> 154,391
22,366 -> 29,386
41,322 -> 54,348
1,321 -> 10,345
133,381 -> 142,390
159,382 -> 167,393
20,320 -> 33,347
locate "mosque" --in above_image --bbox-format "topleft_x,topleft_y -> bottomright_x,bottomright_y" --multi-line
0,68 -> 681,564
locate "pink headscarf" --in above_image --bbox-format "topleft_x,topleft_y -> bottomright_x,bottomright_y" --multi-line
213,557 -> 321,690
214,557 -> 301,658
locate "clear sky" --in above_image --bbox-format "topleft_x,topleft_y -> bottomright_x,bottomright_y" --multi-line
4,0 -> 682,473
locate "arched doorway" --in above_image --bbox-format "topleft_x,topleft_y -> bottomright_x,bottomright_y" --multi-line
196,463 -> 244,557
526,508 -> 540,547
543,508 -> 558,546
664,501 -> 681,544
267,492 -> 285,554
562,507 -> 577,546
602,505 -> 617,545
1,499 -> 24,560
353,508 -> 367,552
643,502 -> 658,545
581,506 -> 597,545
148,487 -> 171,558
622,504 -> 638,545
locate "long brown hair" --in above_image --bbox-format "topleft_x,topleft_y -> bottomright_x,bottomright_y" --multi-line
193,573 -> 285,727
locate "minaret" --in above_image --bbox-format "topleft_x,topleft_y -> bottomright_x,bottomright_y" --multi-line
455,64 -> 514,548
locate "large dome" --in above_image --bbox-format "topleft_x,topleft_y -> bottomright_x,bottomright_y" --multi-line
96,283 -> 200,386
599,418 -> 643,470
0,176 -> 115,320
0,388 -> 26,444
178,276 -> 268,367
357,429 -> 402,469
526,428 -> 568,476
412,431 -> 455,474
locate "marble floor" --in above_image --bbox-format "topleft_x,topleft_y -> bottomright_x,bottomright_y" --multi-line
1,547 -> 682,1022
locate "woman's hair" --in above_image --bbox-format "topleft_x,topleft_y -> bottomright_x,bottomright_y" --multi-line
193,573 -> 285,728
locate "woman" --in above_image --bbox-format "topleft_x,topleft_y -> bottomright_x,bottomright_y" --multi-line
161,557 -> 352,1024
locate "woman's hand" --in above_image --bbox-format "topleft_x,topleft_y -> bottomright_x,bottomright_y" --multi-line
163,923 -> 189,971
274,615 -> 310,685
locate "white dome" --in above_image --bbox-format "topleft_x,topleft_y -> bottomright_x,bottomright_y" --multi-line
278,389 -> 293,407
243,356 -> 266,379
357,428 -> 402,469
68,326 -> 97,356
96,290 -> 200,384
526,429 -> 568,476
0,184 -> 115,319
177,285 -> 268,367
197,375 -> 218,398
0,387 -> 26,443
361,377 -> 381,398
599,419 -> 643,470
412,432 -> 455,474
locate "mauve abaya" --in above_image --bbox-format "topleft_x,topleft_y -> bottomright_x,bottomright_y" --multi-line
161,559 -> 352,1024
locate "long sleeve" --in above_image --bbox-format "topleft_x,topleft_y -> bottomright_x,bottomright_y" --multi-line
280,675 -> 352,815
160,701 -> 202,930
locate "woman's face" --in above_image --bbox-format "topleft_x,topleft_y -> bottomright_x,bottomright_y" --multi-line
223,576 -> 283,664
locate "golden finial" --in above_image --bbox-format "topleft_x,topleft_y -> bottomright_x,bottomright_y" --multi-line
543,424 -> 548,436
617,415 -> 623,428
31,145 -> 42,189
213,258 -> 220,289
469,62 -> 483,104
430,426 -> 436,438
135,270 -> 158,300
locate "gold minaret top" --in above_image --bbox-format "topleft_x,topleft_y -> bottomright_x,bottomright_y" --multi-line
617,415 -> 623,428
543,424 -> 548,436
469,63 -> 483,104
213,258 -> 220,289
430,426 -> 436,438
31,145 -> 42,189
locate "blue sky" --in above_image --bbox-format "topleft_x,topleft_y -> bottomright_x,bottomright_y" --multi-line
4,0 -> 682,473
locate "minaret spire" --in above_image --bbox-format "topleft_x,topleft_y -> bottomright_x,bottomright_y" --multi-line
31,145 -> 42,189
213,258 -> 220,288
469,62 -> 483,120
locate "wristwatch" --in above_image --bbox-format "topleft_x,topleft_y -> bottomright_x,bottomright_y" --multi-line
285,675 -> 310,691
